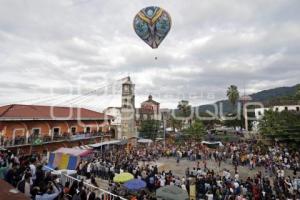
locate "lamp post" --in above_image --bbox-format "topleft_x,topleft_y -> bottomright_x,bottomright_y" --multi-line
161,112 -> 167,149
163,117 -> 166,149
240,95 -> 252,132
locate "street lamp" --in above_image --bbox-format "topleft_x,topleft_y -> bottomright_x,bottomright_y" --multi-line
240,95 -> 252,132
161,112 -> 167,149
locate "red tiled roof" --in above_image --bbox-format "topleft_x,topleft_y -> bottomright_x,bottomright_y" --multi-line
0,104 -> 113,120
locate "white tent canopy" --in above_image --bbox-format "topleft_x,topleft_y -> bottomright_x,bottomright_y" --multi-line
138,139 -> 153,143
201,141 -> 224,147
166,127 -> 178,132
89,140 -> 122,148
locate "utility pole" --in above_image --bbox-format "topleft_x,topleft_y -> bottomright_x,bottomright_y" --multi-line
162,113 -> 166,149
240,95 -> 252,132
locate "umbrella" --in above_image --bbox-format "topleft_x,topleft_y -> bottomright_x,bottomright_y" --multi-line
113,172 -> 134,183
156,185 -> 189,200
123,179 -> 146,191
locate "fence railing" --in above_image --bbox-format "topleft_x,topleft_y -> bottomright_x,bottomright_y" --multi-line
44,166 -> 126,200
1,132 -> 107,147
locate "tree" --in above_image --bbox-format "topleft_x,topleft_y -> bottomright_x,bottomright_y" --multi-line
259,109 -> 300,142
198,112 -> 221,129
227,85 -> 240,108
139,120 -> 160,140
258,110 -> 283,138
184,119 -> 205,141
177,100 -> 192,127
177,100 -> 192,116
169,115 -> 183,131
223,113 -> 242,129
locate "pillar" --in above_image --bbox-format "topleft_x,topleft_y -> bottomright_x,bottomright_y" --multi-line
0,130 -> 2,146
12,130 -> 15,146
51,129 -> 54,141
26,130 -> 29,144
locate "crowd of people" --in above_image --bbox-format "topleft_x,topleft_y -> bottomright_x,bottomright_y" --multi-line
1,139 -> 300,200
0,150 -> 112,200
76,141 -> 300,199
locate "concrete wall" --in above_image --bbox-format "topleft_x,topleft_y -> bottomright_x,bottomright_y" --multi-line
255,105 -> 300,119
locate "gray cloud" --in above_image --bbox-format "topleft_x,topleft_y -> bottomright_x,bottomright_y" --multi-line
0,0 -> 299,110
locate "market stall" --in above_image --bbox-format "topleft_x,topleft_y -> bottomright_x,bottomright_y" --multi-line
45,148 -> 92,170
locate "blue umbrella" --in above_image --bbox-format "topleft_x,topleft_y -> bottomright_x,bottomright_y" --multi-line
123,179 -> 147,191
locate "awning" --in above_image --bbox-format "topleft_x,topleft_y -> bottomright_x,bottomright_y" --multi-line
166,127 -> 178,132
138,138 -> 153,143
0,147 -> 7,151
201,141 -> 224,147
89,140 -> 123,148
72,145 -> 92,150
53,147 -> 92,157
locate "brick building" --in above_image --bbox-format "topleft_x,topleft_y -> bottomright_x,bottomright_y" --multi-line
136,95 -> 160,123
0,104 -> 113,151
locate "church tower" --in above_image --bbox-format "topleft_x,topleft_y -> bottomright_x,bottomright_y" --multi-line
121,77 -> 137,140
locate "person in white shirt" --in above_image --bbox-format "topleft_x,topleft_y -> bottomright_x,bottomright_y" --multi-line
234,173 -> 239,181
206,192 -> 213,200
29,160 -> 36,182
87,163 -> 91,174
160,177 -> 165,187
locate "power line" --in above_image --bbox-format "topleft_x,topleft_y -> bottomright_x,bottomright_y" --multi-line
51,77 -> 127,106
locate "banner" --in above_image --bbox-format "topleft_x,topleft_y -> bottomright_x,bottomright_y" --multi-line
33,138 -> 43,145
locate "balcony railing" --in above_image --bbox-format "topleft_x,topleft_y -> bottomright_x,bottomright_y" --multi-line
0,132 -> 110,147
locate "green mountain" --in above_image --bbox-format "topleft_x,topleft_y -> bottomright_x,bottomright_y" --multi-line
197,84 -> 300,114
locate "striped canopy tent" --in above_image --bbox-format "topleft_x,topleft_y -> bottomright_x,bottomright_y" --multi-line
53,148 -> 92,156
46,148 -> 92,170
72,145 -> 92,150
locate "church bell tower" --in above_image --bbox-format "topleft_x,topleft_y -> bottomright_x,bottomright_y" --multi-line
121,77 -> 137,140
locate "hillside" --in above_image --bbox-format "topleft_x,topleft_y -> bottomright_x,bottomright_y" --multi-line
197,84 -> 300,114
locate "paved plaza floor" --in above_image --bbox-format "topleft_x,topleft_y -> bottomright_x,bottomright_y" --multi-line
140,157 -> 298,180
96,157 -> 298,190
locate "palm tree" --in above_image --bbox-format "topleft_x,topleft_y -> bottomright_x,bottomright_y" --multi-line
177,100 -> 192,127
227,85 -> 240,107
169,115 -> 182,131
177,100 -> 191,117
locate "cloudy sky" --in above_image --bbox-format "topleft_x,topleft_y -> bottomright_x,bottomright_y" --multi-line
0,0 -> 300,111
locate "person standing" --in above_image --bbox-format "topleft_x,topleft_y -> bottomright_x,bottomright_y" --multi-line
17,172 -> 32,198
29,159 -> 36,183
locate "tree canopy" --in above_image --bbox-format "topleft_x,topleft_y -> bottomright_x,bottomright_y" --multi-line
177,100 -> 192,117
227,85 -> 240,107
259,109 -> 300,142
139,120 -> 160,140
183,119 -> 205,140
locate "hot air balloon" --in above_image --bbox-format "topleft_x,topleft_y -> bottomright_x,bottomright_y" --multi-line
133,6 -> 171,49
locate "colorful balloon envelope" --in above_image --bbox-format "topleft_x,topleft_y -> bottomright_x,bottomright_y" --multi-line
133,6 -> 172,49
